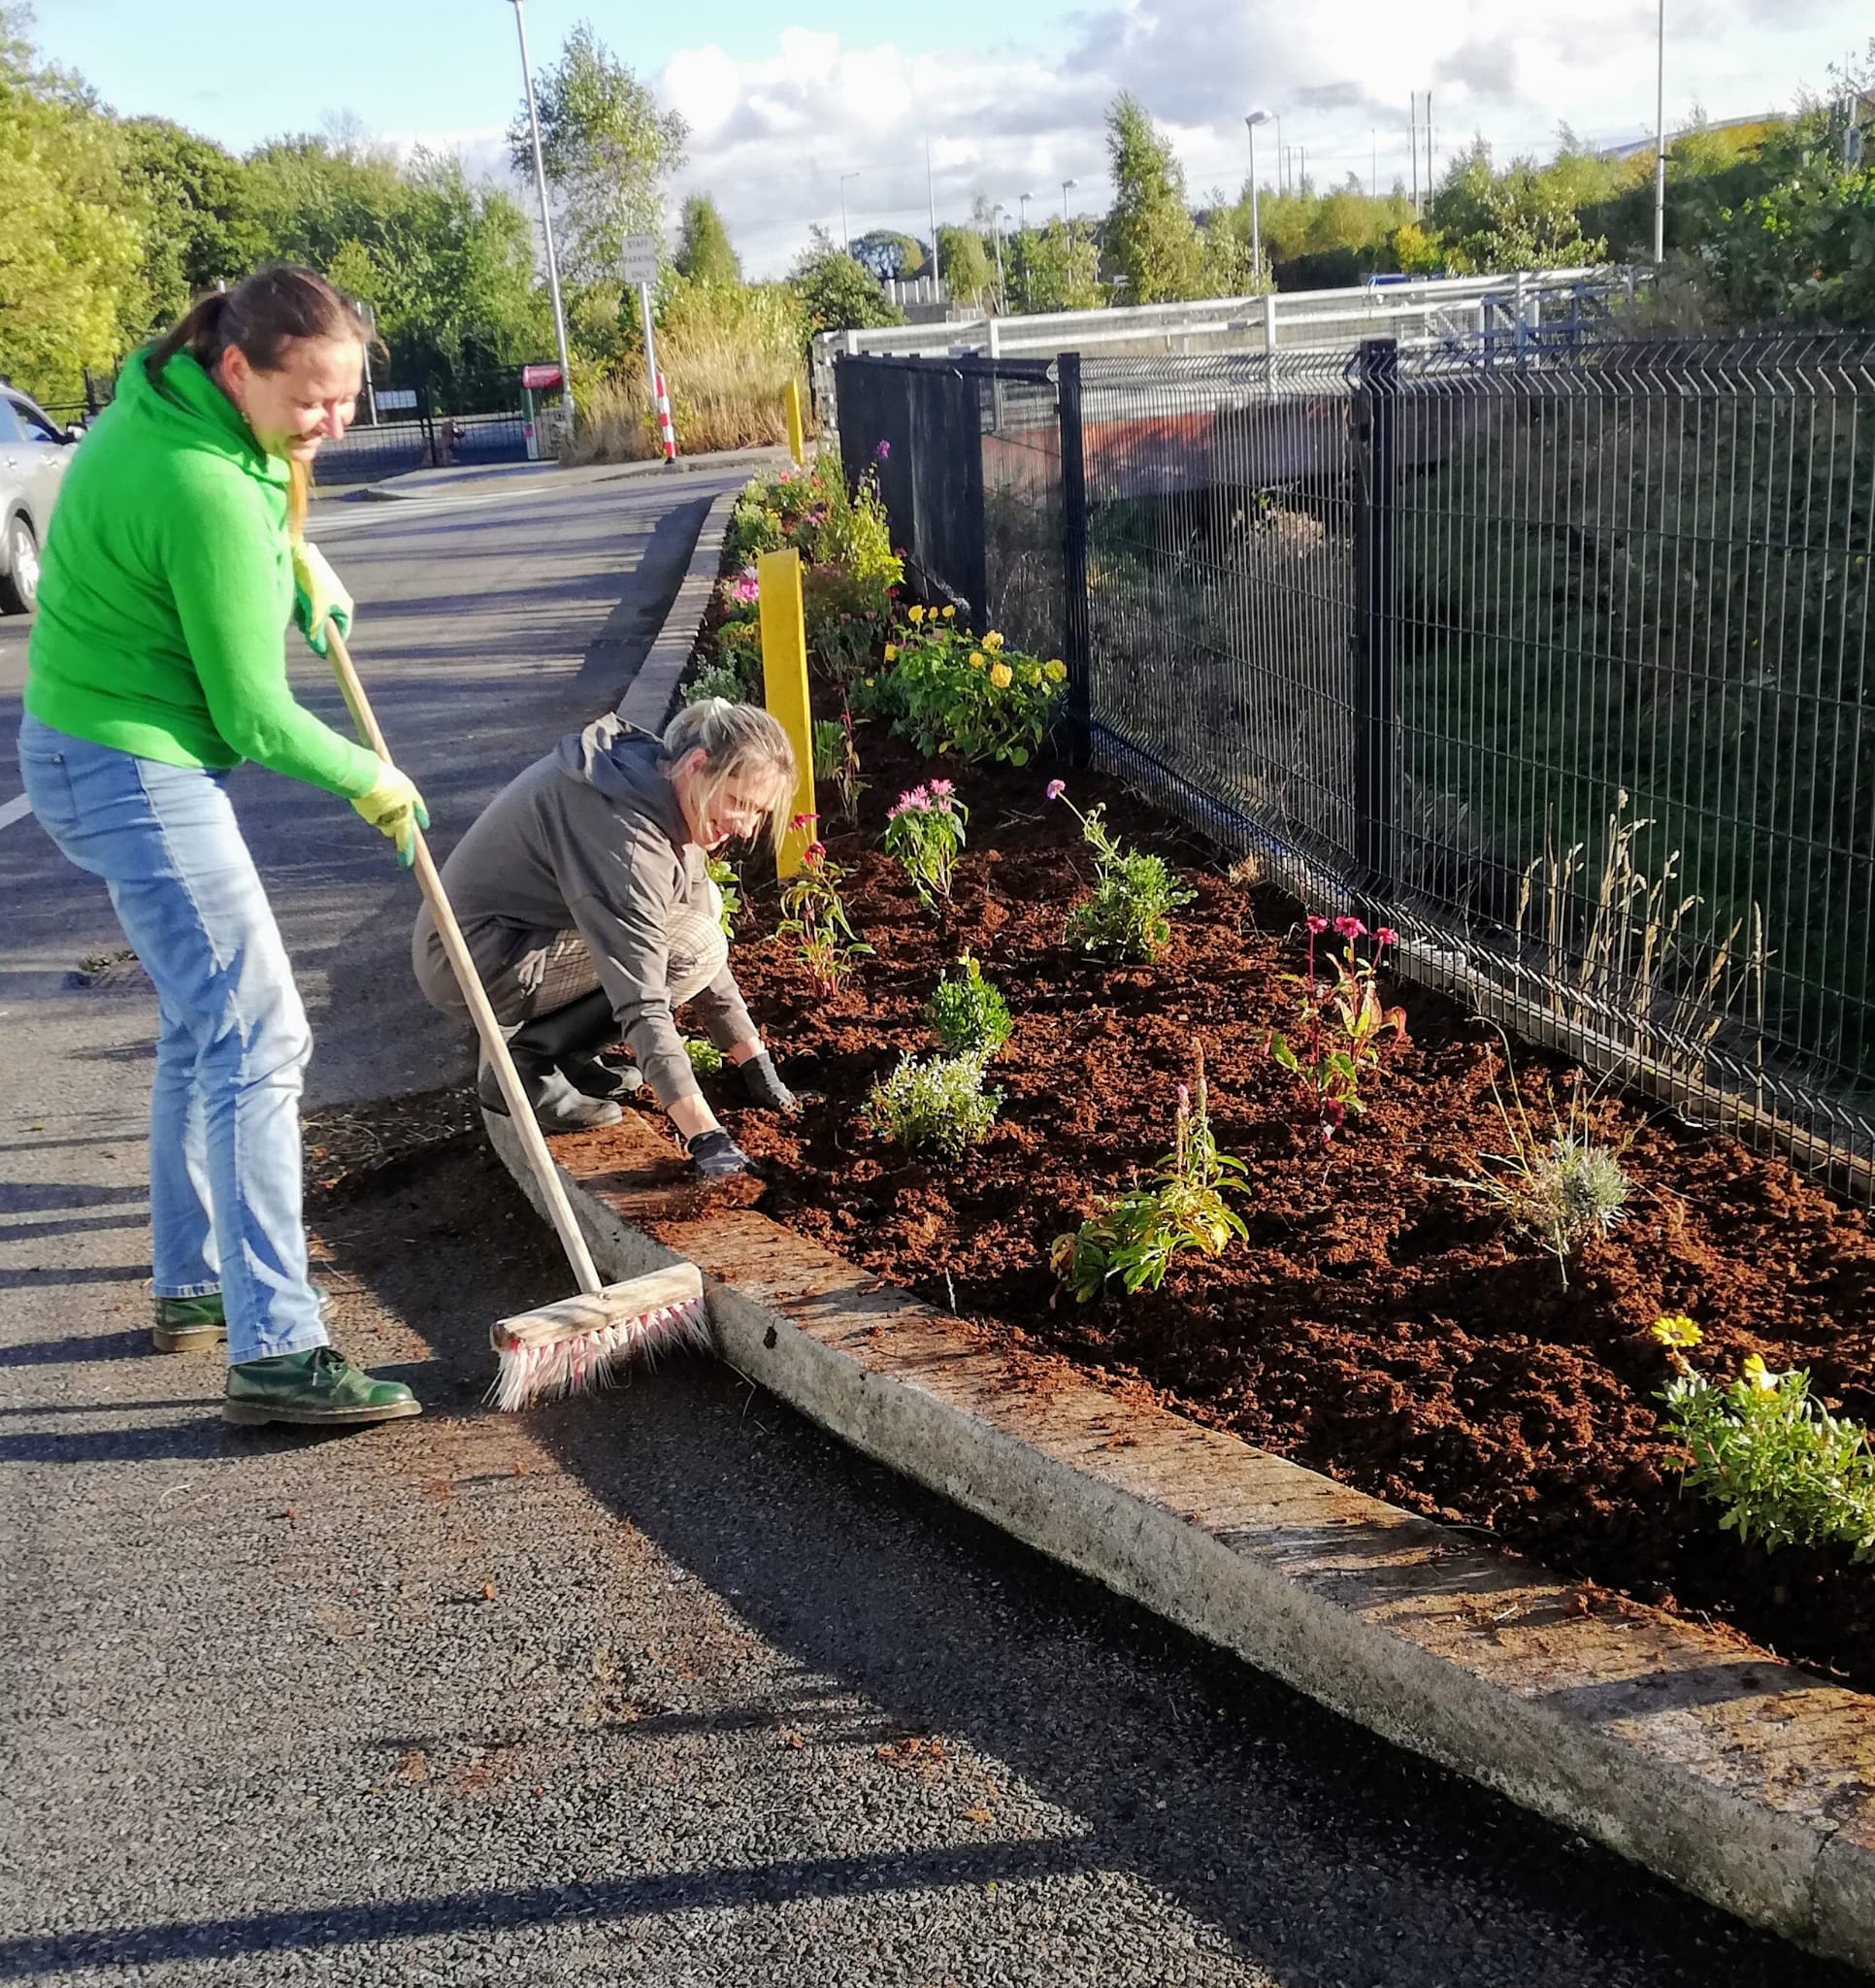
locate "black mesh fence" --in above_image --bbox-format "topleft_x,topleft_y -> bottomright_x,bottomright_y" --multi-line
832,332 -> 1875,1191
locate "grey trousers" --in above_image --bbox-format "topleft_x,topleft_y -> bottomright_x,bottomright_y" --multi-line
486,884 -> 729,1027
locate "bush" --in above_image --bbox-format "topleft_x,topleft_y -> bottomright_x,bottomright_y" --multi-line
872,617 -> 1066,767
1654,1318 -> 1875,1559
1048,783 -> 1194,961
863,1051 -> 1001,1159
684,1037 -> 725,1077
926,953 -> 1012,1058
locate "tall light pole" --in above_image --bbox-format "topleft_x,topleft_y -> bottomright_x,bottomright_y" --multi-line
990,202 -> 1007,314
1061,176 -> 1077,224
1274,115 -> 1283,193
839,171 -> 860,254
1244,112 -> 1269,286
1018,191 -> 1033,307
927,139 -> 942,291
510,0 -> 574,424
1653,0 -> 1667,263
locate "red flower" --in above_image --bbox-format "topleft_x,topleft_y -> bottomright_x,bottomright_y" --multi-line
1332,915 -> 1367,940
805,841 -> 827,865
1374,926 -> 1399,947
1305,914 -> 1329,935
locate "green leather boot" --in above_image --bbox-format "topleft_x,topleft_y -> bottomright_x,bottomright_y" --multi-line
152,1293 -> 226,1353
224,1346 -> 421,1428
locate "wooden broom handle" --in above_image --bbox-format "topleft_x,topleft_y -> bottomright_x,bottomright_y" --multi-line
323,624 -> 604,1295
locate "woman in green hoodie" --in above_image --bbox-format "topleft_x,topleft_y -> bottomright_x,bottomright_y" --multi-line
16,266 -> 425,1429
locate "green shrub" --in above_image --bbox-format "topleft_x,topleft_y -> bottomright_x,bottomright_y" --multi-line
685,1038 -> 726,1077
1052,1061 -> 1247,1301
1654,1317 -> 1875,1559
864,1050 -> 1001,1159
1049,783 -> 1195,961
926,953 -> 1013,1058
874,618 -> 1066,767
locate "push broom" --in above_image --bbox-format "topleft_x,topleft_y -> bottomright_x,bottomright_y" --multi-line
321,622 -> 713,1412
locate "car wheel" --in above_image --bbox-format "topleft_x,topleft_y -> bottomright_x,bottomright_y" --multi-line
0,514 -> 39,614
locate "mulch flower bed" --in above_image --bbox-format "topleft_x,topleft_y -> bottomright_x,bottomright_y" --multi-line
586,719 -> 1875,1692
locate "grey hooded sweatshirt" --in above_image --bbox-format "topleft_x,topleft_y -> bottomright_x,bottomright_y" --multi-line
411,714 -> 755,1108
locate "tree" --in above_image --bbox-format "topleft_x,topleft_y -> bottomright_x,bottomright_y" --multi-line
849,229 -> 925,282
509,23 -> 686,286
936,223 -> 995,309
675,193 -> 740,284
0,12 -> 143,400
1103,92 -> 1201,302
789,228 -> 904,338
1019,219 -> 1103,312
1428,137 -> 1605,273
116,122 -> 263,328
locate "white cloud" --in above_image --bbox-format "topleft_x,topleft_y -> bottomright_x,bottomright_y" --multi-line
389,0 -> 1869,281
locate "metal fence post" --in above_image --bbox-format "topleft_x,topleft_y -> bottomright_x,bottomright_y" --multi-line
1351,336 -> 1398,904
1056,351 -> 1092,769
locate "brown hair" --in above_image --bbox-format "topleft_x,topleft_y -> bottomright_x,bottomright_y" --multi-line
146,265 -> 367,536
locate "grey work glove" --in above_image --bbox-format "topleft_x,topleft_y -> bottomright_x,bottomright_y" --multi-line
738,1048 -> 799,1113
686,1128 -> 751,1178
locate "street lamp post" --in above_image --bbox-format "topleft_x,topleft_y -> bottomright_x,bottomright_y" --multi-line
1061,176 -> 1077,225
839,171 -> 860,255
1652,0 -> 1667,263
1244,112 -> 1269,286
1018,191 -> 1033,307
510,0 -> 575,424
990,203 -> 1007,315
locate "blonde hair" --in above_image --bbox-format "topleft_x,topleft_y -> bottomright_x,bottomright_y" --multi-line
661,699 -> 798,850
146,265 -> 368,538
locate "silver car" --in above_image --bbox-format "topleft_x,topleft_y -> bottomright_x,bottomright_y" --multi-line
0,386 -> 80,614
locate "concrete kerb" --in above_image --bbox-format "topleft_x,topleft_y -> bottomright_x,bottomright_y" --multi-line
479,466 -> 1875,1971
485,1108 -> 1875,1972
616,485 -> 742,733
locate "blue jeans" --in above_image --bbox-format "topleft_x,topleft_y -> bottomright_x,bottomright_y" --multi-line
17,713 -> 329,1363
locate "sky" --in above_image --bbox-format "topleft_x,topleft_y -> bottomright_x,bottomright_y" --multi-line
35,0 -> 1875,279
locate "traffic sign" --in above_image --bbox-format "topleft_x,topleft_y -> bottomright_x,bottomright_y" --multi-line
521,362 -> 563,390
376,387 -> 417,411
621,234 -> 659,285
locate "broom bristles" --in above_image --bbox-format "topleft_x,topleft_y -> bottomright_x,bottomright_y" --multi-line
488,1291 -> 712,1413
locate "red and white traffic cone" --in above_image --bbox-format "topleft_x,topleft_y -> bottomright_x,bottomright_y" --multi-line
655,371 -> 677,463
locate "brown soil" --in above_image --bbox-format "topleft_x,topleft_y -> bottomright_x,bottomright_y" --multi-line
586,722 -> 1875,1691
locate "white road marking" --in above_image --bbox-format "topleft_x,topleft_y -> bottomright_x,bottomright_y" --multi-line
0,792 -> 33,831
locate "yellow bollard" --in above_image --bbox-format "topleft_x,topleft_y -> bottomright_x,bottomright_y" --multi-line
757,547 -> 816,878
783,378 -> 806,467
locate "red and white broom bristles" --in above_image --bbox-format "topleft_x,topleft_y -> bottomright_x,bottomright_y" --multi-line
488,1266 -> 713,1412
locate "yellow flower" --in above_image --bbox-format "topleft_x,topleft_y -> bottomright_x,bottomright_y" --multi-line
940,605 -> 955,619
1044,658 -> 1068,681
908,606 -> 925,624
1741,1353 -> 1778,1392
989,661 -> 1013,689
969,651 -> 985,669
883,644 -> 899,662
1650,1314 -> 1701,1349
983,631 -> 1004,651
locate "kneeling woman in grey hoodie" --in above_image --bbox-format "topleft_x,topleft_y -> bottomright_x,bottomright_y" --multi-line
412,699 -> 798,1179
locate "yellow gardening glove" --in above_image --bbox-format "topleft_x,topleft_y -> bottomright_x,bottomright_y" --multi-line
350,761 -> 429,870
291,540 -> 354,657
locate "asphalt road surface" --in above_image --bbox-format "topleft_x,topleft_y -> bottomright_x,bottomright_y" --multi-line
0,459 -> 1849,1986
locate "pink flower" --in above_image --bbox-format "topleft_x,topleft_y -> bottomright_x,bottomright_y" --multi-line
1333,915 -> 1367,940
1045,779 -> 1067,802
874,438 -> 891,460
1305,914 -> 1329,936
805,841 -> 827,865
1177,1083 -> 1191,1113
1374,926 -> 1399,947
790,812 -> 818,833
928,778 -> 954,798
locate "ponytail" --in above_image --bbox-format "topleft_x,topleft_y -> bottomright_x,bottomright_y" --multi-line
144,264 -> 366,538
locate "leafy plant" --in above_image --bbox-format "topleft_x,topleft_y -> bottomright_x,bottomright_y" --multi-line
1051,1053 -> 1248,1301
1437,1049 -> 1631,1285
863,1050 -> 1001,1160
875,617 -> 1066,767
883,780 -> 968,908
683,655 -> 749,706
803,562 -> 890,681
1653,1315 -> 1875,1560
811,710 -> 866,822
684,1037 -> 725,1077
926,953 -> 1013,1058
1048,780 -> 1195,962
775,816 -> 870,995
1266,913 -> 1407,1140
706,854 -> 740,937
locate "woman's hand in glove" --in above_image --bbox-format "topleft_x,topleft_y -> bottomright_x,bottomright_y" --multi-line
736,1046 -> 799,1112
687,1128 -> 752,1177
350,761 -> 429,869
291,541 -> 354,657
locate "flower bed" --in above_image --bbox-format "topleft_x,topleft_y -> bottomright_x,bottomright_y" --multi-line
642,467 -> 1875,1692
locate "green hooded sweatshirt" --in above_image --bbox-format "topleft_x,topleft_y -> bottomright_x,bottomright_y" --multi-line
22,348 -> 379,799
